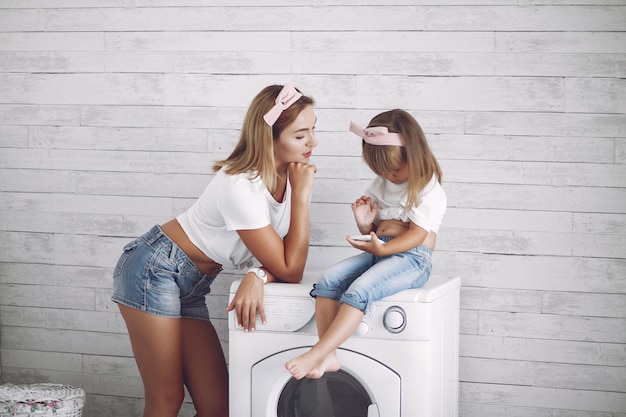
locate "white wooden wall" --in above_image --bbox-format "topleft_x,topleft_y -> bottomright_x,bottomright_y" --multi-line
0,1 -> 624,416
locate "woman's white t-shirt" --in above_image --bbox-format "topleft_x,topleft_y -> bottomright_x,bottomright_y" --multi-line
176,169 -> 291,270
365,174 -> 446,234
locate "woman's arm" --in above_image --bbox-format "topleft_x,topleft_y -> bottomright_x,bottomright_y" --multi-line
237,162 -> 315,282
227,162 -> 315,331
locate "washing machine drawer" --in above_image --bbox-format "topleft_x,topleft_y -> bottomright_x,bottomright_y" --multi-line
251,347 -> 400,417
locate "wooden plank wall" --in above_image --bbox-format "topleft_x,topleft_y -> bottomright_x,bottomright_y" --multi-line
0,1 -> 624,416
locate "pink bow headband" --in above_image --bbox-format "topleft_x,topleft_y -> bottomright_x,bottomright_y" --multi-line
263,84 -> 303,126
349,121 -> 404,146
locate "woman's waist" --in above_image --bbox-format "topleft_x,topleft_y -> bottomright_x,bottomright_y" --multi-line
160,219 -> 223,275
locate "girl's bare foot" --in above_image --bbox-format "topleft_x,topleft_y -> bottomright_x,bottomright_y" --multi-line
285,350 -> 323,380
306,351 -> 340,379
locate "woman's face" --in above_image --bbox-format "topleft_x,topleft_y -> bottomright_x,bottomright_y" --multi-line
273,105 -> 317,171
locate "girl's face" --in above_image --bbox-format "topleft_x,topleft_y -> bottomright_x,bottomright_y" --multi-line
381,160 -> 409,184
273,105 -> 317,171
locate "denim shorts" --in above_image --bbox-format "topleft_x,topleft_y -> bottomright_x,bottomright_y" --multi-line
111,225 -> 217,321
310,236 -> 432,312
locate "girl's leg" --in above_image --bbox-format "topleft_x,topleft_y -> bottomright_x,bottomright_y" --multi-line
119,304 -> 185,417
181,318 -> 229,417
306,296 -> 341,378
285,303 -> 364,380
341,249 -> 431,310
286,254 -> 373,379
314,296 -> 340,336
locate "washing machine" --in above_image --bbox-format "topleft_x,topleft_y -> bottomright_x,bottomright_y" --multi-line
228,271 -> 461,417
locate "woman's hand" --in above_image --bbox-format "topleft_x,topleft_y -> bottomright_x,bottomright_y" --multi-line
351,196 -> 377,233
288,162 -> 317,202
226,272 -> 266,332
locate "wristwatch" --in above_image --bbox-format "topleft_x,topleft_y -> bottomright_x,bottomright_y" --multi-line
248,267 -> 267,284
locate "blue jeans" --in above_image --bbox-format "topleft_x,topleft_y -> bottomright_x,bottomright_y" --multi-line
111,225 -> 218,321
310,237 -> 432,312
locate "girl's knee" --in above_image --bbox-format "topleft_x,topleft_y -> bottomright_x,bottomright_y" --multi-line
340,292 -> 368,312
310,276 -> 341,300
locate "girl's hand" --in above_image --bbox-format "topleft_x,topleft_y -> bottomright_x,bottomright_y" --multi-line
346,231 -> 386,256
226,272 -> 266,332
351,196 -> 377,231
288,162 -> 317,201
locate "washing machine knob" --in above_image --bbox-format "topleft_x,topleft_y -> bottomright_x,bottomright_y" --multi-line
355,321 -> 369,336
383,306 -> 406,333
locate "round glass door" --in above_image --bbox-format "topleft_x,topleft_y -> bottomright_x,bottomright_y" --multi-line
251,347 -> 399,417
277,369 -> 372,417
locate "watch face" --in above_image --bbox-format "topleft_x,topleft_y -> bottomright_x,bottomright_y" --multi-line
258,269 -> 266,277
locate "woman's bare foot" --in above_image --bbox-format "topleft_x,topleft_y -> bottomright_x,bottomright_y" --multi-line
306,351 -> 340,379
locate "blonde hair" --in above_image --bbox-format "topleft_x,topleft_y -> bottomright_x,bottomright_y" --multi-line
362,109 -> 442,214
213,85 -> 315,191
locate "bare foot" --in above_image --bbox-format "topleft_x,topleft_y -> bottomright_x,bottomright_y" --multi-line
285,350 -> 324,380
306,351 -> 341,379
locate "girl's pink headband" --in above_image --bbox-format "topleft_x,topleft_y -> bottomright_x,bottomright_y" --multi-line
263,84 -> 303,127
349,121 -> 404,146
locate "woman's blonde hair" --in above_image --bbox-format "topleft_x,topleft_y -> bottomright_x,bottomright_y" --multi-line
362,109 -> 442,214
213,85 -> 315,191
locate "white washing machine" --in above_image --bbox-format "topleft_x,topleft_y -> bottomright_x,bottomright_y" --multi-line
228,271 -> 461,417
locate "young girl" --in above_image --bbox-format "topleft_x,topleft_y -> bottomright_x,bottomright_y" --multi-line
285,108 -> 446,380
111,84 -> 317,416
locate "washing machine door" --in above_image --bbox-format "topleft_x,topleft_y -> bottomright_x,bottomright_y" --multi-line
251,347 -> 400,417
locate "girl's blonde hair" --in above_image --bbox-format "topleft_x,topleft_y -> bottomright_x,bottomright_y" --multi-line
362,109 -> 442,214
213,85 -> 315,191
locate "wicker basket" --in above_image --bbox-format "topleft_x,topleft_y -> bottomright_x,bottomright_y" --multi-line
0,384 -> 85,417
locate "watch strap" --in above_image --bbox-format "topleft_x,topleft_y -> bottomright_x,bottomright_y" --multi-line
247,267 -> 267,284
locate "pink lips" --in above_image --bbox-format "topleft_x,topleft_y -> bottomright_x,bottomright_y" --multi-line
304,152 -> 312,158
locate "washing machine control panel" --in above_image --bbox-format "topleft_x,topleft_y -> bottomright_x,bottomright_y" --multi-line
229,296 -> 315,333
355,302 -> 431,340
383,306 -> 407,333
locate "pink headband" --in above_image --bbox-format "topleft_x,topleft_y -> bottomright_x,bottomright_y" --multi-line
263,84 -> 303,127
349,121 -> 404,146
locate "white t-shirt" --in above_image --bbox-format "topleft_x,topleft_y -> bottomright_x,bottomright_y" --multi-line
176,169 -> 291,270
365,174 -> 446,234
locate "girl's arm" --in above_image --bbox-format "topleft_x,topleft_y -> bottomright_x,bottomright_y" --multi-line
377,221 -> 428,255
352,196 -> 378,234
347,221 -> 428,256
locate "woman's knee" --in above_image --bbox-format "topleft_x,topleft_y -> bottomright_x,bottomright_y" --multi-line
144,386 -> 185,416
194,401 -> 228,417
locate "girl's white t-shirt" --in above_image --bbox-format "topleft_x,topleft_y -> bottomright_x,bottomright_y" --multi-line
365,174 -> 447,234
176,169 -> 291,270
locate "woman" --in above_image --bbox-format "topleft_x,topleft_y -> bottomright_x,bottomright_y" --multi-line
111,84 -> 317,417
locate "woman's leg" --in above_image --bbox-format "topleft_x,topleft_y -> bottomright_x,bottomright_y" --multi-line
119,304 -> 185,417
181,318 -> 229,417
285,303 -> 364,380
